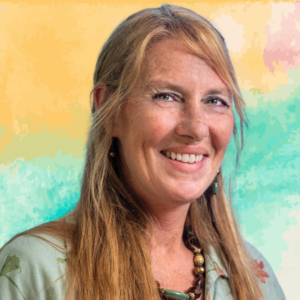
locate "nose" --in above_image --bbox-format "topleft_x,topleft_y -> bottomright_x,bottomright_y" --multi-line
175,103 -> 209,141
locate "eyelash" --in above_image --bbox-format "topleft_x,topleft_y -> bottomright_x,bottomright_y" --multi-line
205,96 -> 230,108
152,93 -> 230,108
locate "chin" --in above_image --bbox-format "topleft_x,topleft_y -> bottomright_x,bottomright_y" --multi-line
180,181 -> 208,197
168,187 -> 205,204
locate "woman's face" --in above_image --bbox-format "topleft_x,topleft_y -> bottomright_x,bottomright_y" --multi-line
112,39 -> 234,209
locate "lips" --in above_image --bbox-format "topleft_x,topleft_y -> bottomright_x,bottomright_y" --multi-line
162,151 -> 204,164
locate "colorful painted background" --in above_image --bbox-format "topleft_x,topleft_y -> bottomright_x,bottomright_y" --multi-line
0,0 -> 299,298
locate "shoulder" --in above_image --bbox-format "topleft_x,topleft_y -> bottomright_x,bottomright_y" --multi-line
245,241 -> 286,300
0,234 -> 68,300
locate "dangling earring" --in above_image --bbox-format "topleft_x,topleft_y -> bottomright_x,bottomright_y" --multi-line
212,170 -> 219,195
109,137 -> 117,158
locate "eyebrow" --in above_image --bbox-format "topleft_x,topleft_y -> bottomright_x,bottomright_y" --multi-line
205,88 -> 232,98
143,80 -> 232,98
143,80 -> 187,94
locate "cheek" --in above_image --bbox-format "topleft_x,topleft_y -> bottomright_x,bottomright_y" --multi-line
210,115 -> 234,150
135,109 -> 176,145
117,109 -> 169,154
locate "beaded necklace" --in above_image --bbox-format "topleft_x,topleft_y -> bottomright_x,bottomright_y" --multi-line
156,237 -> 205,300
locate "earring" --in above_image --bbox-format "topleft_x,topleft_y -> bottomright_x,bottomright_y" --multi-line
212,172 -> 219,195
109,152 -> 115,157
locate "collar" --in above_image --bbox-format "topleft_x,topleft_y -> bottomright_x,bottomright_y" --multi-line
204,246 -> 228,297
204,246 -> 228,278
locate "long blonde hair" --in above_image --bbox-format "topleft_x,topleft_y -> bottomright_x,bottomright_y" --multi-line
5,5 -> 261,300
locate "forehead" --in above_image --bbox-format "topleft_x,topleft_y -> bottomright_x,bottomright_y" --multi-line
143,38 -> 195,74
138,38 -> 231,96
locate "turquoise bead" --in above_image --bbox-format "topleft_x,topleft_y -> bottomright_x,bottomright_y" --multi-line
212,181 -> 219,195
162,289 -> 188,300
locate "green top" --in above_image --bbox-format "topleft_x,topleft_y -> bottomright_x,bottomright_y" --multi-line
0,234 -> 285,300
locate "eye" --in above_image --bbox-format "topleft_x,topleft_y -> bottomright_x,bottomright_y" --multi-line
205,96 -> 230,108
152,93 -> 178,102
208,99 -> 219,105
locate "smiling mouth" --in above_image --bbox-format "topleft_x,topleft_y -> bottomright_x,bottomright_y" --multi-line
162,151 -> 204,164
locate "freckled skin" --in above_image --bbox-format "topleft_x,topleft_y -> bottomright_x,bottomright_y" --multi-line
112,39 -> 234,212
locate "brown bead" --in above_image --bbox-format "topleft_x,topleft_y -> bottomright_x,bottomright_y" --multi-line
194,266 -> 205,275
195,289 -> 202,299
194,254 -> 204,266
195,275 -> 205,288
195,286 -> 202,296
188,287 -> 201,299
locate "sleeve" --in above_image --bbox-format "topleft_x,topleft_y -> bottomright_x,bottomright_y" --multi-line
0,235 -> 69,300
245,242 -> 286,300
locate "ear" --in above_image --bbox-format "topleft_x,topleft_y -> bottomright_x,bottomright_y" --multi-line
93,84 -> 108,111
93,84 -> 120,137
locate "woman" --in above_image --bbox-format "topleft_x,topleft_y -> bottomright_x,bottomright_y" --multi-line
0,5 -> 285,300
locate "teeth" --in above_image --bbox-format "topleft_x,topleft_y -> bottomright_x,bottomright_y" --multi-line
196,155 -> 203,162
189,154 -> 195,164
164,152 -> 204,164
181,154 -> 189,163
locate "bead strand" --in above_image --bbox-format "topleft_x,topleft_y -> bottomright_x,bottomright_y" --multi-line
157,237 -> 205,300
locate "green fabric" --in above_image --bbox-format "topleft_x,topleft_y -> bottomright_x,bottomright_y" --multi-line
0,235 -> 68,300
0,235 -> 285,300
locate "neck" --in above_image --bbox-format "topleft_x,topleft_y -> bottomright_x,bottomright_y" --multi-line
145,203 -> 199,294
146,203 -> 190,253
